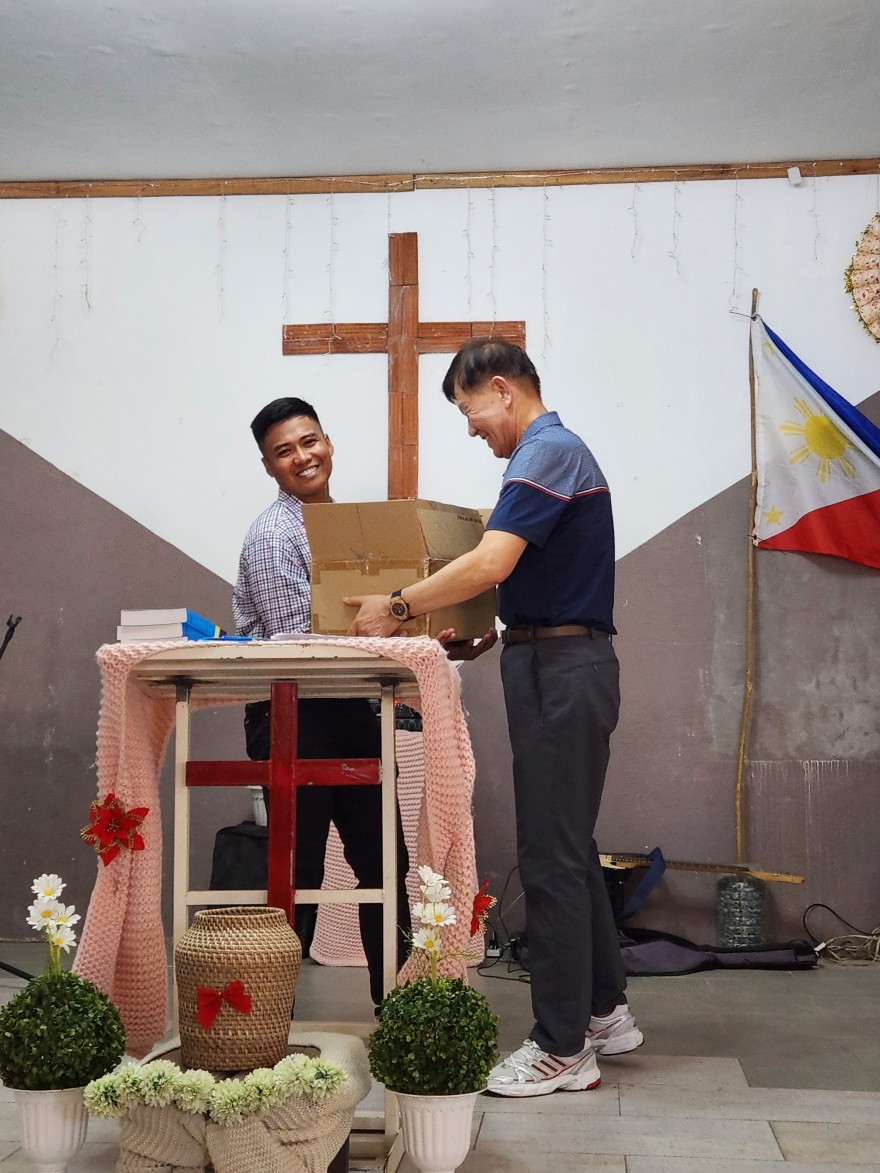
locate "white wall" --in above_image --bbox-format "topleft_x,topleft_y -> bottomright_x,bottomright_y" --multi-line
2,174 -> 879,582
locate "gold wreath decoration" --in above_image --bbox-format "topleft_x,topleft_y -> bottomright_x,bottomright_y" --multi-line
845,214 -> 880,342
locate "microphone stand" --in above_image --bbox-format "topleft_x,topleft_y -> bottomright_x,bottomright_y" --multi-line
0,614 -> 21,663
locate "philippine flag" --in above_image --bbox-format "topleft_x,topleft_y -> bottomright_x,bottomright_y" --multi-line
753,318 -> 880,570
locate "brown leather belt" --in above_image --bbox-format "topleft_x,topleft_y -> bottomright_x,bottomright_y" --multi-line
501,624 -> 610,645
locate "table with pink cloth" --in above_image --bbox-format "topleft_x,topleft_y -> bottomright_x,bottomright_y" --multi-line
74,636 -> 478,1056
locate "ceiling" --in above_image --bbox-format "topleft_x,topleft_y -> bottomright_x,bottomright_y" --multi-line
2,0 -> 879,183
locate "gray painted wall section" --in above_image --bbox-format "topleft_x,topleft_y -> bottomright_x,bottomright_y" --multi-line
0,429 -> 249,942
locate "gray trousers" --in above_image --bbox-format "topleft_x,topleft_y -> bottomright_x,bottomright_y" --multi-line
500,633 -> 626,1056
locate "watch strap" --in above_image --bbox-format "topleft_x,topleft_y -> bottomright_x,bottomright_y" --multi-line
389,589 -> 411,621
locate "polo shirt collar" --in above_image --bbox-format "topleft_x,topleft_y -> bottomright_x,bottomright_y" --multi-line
517,410 -> 561,448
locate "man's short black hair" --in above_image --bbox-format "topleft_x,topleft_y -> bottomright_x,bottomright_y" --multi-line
250,397 -> 323,450
442,338 -> 541,402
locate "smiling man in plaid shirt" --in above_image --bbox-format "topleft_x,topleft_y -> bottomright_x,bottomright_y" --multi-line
233,396 -> 410,1006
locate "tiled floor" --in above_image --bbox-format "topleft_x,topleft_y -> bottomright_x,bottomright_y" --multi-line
2,945 -> 879,1170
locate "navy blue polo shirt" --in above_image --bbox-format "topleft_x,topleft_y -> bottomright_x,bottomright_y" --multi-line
486,412 -> 616,632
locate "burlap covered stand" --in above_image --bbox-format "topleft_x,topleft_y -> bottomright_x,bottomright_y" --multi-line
117,1032 -> 371,1173
175,907 -> 301,1071
116,1105 -> 207,1172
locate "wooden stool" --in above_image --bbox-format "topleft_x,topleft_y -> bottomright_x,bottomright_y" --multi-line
135,643 -> 415,1169
185,680 -> 380,922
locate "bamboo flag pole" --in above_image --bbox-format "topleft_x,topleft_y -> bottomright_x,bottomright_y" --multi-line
734,288 -> 760,864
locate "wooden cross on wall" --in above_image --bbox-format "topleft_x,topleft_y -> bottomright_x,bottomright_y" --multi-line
282,232 -> 526,499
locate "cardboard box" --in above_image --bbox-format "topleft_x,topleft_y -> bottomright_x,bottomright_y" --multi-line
302,500 -> 498,639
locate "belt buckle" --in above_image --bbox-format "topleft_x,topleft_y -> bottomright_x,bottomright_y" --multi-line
502,625 -> 536,646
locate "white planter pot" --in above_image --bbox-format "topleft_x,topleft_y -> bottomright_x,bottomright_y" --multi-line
395,1090 -> 479,1173
12,1086 -> 89,1173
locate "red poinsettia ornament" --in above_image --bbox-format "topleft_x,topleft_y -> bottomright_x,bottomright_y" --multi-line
81,792 -> 149,866
471,877 -> 496,937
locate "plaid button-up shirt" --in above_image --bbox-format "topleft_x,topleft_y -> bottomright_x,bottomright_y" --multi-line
233,489 -> 311,637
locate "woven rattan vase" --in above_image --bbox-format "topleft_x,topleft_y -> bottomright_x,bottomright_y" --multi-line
176,907 -> 301,1072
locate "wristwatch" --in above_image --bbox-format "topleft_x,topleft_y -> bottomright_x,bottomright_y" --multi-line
389,589 -> 412,622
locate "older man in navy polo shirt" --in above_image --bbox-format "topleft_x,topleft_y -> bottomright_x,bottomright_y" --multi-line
347,338 -> 642,1097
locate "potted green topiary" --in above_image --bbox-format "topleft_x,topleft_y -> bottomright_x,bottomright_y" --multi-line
368,867 -> 499,1173
0,874 -> 126,1173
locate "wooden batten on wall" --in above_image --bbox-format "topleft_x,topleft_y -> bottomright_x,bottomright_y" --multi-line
0,175 -> 414,199
2,156 -> 879,199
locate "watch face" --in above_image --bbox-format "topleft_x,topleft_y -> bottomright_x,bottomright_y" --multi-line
390,598 -> 409,621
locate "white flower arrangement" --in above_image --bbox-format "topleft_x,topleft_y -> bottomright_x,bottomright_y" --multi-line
32,873 -> 66,899
84,1052 -> 347,1126
369,867 -> 499,1095
411,900 -> 456,928
410,866 -> 468,980
416,864 -> 452,904
24,874 -> 81,975
171,1069 -> 216,1115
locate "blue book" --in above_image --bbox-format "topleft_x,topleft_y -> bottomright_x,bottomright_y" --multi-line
117,620 -> 228,642
119,608 -> 224,638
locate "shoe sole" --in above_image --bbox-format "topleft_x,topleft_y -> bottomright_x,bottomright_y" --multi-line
590,1028 -> 644,1056
485,1072 -> 601,1098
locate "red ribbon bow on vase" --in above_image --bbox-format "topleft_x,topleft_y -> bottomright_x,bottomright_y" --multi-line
81,792 -> 149,866
196,980 -> 253,1031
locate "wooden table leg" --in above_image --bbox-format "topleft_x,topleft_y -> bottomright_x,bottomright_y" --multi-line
268,681 -> 297,922
172,681 -> 192,1032
380,682 -> 398,1000
379,682 -> 400,1147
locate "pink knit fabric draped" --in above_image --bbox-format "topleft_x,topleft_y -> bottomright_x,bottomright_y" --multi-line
310,729 -> 425,966
74,637 -> 477,1056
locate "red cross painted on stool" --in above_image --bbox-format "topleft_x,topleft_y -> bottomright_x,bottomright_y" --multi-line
185,682 -> 379,922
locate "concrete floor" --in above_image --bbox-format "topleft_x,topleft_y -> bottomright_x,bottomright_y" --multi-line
1,945 -> 879,1170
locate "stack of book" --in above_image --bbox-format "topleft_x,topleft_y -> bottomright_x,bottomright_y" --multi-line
116,608 -> 227,643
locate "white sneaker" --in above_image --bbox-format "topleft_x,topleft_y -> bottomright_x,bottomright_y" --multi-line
485,1038 -> 600,1098
587,1003 -> 644,1055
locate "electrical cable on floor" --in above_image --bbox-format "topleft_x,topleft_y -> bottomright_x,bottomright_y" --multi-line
822,931 -> 880,964
477,947 -> 530,983
476,864 -> 530,982
476,957 -> 522,981
493,863 -> 523,948
802,902 -> 880,964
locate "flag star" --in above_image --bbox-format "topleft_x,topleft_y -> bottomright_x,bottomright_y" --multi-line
763,506 -> 783,525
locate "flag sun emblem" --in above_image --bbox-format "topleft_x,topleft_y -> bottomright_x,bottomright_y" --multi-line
779,398 -> 856,483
